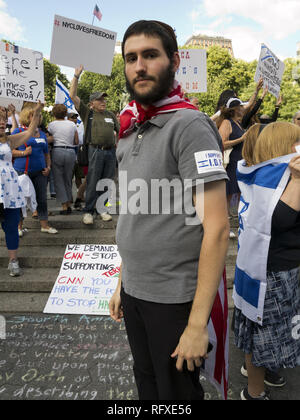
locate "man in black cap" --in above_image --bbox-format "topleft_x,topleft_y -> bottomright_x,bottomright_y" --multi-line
70,65 -> 119,225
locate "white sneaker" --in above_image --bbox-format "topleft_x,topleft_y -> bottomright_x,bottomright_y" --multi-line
229,231 -> 236,239
18,229 -> 23,238
41,227 -> 58,234
83,213 -> 94,225
8,260 -> 22,277
100,212 -> 112,222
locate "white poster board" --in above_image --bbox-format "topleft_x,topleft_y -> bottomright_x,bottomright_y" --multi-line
0,42 -> 44,103
50,15 -> 117,75
254,44 -> 285,98
176,49 -> 207,93
44,245 -> 121,315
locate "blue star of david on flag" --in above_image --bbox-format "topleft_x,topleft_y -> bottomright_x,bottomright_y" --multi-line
55,78 -> 81,123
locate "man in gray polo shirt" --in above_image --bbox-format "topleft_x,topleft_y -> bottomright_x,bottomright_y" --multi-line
109,20 -> 230,400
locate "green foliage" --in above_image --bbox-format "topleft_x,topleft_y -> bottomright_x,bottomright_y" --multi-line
78,54 -> 126,112
43,59 -> 69,105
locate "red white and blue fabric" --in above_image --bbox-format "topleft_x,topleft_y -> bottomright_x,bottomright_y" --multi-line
93,4 -> 102,21
119,81 -> 197,139
202,270 -> 229,400
233,155 -> 292,326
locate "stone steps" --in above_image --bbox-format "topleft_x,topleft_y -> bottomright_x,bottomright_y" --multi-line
0,198 -> 239,312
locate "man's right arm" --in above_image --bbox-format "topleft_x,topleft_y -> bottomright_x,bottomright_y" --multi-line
70,65 -> 84,111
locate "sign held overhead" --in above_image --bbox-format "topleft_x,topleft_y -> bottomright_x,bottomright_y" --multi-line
50,15 -> 117,75
255,44 -> 285,98
0,41 -> 44,103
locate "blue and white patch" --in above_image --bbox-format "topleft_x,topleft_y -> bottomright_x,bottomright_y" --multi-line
194,150 -> 225,175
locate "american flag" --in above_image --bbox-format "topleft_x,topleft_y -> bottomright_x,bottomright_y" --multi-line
93,4 -> 102,22
202,269 -> 229,400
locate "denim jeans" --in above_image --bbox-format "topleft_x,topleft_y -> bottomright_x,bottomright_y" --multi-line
84,146 -> 116,215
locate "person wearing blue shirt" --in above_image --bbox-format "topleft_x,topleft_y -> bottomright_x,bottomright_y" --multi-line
12,106 -> 58,234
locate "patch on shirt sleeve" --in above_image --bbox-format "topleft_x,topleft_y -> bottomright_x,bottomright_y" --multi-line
194,150 -> 226,175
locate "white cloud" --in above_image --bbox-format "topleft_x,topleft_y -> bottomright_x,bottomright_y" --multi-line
203,0 -> 300,40
188,0 -> 300,61
0,0 -> 26,43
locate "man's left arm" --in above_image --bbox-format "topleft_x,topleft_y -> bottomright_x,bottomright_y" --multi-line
171,179 -> 229,372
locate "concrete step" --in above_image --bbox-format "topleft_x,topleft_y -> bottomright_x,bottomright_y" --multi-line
0,268 -> 58,292
22,214 -> 118,230
0,246 -> 65,268
0,228 -> 116,247
0,292 -> 50,312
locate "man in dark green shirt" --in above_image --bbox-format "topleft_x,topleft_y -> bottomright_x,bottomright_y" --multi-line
70,67 -> 119,225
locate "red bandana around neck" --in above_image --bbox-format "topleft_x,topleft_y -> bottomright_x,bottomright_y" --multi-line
119,81 -> 198,139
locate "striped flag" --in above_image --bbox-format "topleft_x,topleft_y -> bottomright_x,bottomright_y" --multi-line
233,155 -> 292,325
202,270 -> 229,400
55,78 -> 81,123
93,4 -> 102,22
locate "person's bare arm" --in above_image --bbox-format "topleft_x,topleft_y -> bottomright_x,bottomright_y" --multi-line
280,155 -> 300,211
69,65 -> 84,111
219,120 -> 245,150
171,180 -> 229,372
7,104 -> 18,132
9,102 -> 43,150
109,264 -> 124,323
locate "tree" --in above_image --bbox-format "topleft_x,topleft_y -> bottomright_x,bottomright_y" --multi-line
78,54 -> 126,112
43,59 -> 69,106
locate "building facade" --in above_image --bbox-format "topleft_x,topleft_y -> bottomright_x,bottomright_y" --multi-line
185,34 -> 234,57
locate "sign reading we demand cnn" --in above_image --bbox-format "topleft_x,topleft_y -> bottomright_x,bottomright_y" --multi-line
50,15 -> 117,75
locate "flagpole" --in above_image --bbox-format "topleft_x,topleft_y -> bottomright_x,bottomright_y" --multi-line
92,15 -> 95,26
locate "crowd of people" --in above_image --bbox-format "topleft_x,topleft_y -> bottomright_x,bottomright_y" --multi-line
0,18 -> 300,401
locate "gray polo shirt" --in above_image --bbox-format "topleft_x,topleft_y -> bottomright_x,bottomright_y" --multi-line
116,109 -> 228,304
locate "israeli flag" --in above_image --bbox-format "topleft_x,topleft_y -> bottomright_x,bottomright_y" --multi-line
233,154 -> 293,325
55,78 -> 81,123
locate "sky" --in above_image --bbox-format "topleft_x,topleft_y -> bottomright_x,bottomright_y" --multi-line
1,0 -> 300,80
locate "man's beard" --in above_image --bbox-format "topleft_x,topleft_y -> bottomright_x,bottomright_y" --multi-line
125,62 -> 175,106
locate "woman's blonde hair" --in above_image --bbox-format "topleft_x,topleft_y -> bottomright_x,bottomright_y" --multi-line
253,122 -> 300,164
242,124 -> 265,166
19,106 -> 34,127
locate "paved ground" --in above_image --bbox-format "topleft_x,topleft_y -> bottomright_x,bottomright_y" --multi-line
0,310 -> 299,401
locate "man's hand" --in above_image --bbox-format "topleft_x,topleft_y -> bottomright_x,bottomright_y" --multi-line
171,325 -> 209,372
109,288 -> 124,323
75,65 -> 84,79
42,167 -> 50,177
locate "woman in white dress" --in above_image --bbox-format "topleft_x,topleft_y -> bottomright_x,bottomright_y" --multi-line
0,102 -> 43,277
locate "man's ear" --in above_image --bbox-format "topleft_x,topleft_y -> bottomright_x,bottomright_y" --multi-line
172,52 -> 180,73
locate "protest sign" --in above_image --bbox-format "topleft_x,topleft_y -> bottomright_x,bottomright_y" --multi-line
176,49 -> 207,93
44,245 -> 121,316
50,15 -> 117,75
255,44 -> 285,98
0,42 -> 44,103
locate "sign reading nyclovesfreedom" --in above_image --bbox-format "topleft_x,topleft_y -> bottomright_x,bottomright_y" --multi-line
50,15 -> 117,75
254,43 -> 285,98
0,41 -> 44,103
44,245 -> 121,315
176,49 -> 207,93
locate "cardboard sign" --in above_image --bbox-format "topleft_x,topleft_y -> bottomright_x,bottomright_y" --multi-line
50,15 -> 117,75
0,42 -> 44,103
255,44 -> 285,98
44,245 -> 121,315
176,49 -> 207,93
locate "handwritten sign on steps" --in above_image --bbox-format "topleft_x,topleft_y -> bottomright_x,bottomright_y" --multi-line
44,245 -> 121,316
0,42 -> 44,103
